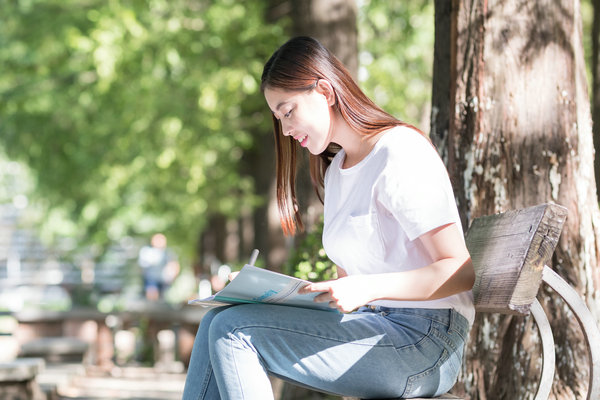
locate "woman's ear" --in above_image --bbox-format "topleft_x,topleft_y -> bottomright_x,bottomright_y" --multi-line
315,79 -> 336,106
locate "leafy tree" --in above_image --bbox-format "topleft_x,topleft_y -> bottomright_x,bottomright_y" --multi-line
0,0 -> 283,260
0,0 -> 436,279
358,0 -> 434,128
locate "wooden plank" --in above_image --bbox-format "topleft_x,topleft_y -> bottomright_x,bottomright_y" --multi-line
511,205 -> 566,311
352,394 -> 463,400
466,203 -> 567,314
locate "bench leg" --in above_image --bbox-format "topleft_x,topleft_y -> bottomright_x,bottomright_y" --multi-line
542,265 -> 600,400
530,299 -> 555,400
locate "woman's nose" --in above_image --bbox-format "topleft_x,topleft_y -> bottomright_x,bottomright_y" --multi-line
281,122 -> 293,136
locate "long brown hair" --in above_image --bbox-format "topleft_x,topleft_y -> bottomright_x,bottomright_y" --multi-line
261,36 -> 410,235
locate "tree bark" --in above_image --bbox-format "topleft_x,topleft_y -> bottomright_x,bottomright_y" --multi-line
432,1 -> 600,399
593,0 -> 600,199
290,0 -> 358,78
430,0 -> 453,164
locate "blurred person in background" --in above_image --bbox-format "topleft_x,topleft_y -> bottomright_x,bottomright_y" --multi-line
137,233 -> 180,301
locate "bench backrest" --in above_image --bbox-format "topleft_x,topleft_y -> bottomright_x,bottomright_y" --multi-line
465,203 -> 568,315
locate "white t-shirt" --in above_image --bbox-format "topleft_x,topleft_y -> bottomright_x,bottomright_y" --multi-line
322,126 -> 475,325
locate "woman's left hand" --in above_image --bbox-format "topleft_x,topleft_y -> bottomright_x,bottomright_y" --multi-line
298,275 -> 376,313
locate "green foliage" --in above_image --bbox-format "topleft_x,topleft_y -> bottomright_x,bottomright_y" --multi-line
0,0 -> 283,259
0,0 -> 436,280
358,0 -> 434,129
284,218 -> 336,282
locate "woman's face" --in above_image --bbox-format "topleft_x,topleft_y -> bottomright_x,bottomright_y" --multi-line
264,83 -> 335,155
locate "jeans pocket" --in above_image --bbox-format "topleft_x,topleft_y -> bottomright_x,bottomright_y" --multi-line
403,348 -> 448,398
381,312 -> 433,348
402,344 -> 461,398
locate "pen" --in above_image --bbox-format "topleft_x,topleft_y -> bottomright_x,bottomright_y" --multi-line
248,249 -> 259,266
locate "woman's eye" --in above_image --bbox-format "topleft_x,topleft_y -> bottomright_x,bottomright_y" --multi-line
284,109 -> 292,118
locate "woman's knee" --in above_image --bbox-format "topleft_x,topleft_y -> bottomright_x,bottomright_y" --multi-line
207,306 -> 241,339
196,306 -> 231,339
206,305 -> 265,348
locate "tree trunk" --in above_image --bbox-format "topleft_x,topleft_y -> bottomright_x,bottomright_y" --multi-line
432,1 -> 600,399
594,0 -> 600,198
291,0 -> 359,78
243,131 -> 287,270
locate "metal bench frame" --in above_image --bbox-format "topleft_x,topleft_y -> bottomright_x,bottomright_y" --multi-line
531,266 -> 600,400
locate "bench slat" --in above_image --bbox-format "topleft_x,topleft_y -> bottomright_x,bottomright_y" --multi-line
355,393 -> 463,400
466,203 -> 567,315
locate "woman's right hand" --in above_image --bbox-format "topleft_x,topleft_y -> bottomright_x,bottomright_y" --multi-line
228,271 -> 240,281
298,274 -> 377,313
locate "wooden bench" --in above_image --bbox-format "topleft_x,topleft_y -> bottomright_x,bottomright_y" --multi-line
354,203 -> 599,400
0,357 -> 46,400
19,337 -> 89,363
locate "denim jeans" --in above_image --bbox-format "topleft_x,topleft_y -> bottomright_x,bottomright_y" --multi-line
182,304 -> 470,400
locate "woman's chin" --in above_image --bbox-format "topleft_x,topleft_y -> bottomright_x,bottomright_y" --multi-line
308,147 -> 321,155
308,143 -> 328,155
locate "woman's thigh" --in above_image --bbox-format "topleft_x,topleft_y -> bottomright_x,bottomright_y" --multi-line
207,304 -> 467,398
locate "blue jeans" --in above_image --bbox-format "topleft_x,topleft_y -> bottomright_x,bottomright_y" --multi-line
182,304 -> 470,400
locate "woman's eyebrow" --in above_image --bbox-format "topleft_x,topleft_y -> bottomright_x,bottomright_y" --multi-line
275,101 -> 289,111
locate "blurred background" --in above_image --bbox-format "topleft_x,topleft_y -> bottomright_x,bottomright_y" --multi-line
0,0 -> 596,399
0,0 -> 435,311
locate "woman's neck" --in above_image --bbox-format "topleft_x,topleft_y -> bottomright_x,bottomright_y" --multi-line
336,124 -> 385,169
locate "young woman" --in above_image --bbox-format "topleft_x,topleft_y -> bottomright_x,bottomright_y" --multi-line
182,36 -> 475,400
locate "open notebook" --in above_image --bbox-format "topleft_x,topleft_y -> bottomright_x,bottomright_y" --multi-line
188,250 -> 332,311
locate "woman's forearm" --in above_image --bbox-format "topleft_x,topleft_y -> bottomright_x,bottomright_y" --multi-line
304,224 -> 474,311
303,256 -> 474,312
362,257 -> 475,303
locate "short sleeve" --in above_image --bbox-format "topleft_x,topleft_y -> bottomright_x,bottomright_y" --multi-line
376,132 -> 459,241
